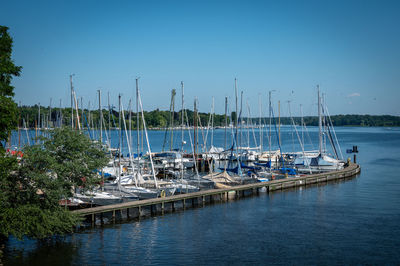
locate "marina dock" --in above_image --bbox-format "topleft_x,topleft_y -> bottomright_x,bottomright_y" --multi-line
73,162 -> 361,225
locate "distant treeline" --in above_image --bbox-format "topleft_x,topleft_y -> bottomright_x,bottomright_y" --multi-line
17,105 -> 400,128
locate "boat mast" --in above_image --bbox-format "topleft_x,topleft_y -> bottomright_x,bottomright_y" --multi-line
194,98 -> 197,158
181,81 -> 184,181
300,104 -> 304,146
318,85 -> 323,156
136,78 -> 140,176
59,99 -> 62,127
259,93 -> 262,153
128,98 -> 132,150
322,92 -> 327,154
278,100 -> 281,147
118,94 -> 122,188
181,82 -> 184,152
239,90 -> 243,149
80,96 -> 83,130
38,102 -> 41,131
235,78 -> 238,148
49,98 -> 52,129
211,96 -> 214,147
70,74 -> 74,129
98,90 -> 102,143
73,90 -> 81,131
108,91 -> 111,146
224,96 -> 227,151
269,91 -> 272,163
171,89 -> 176,150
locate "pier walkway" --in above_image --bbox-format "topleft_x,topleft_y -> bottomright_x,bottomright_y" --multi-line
73,163 -> 361,225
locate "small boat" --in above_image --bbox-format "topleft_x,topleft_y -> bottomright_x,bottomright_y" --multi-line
74,191 -> 123,206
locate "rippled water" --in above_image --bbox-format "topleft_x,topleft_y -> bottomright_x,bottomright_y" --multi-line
4,127 -> 400,265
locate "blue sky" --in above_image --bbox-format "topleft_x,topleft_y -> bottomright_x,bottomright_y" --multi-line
1,0 -> 399,116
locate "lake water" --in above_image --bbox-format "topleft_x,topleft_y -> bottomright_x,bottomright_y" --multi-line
3,126 -> 400,265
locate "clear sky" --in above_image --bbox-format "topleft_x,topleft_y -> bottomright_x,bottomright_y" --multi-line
1,0 -> 399,116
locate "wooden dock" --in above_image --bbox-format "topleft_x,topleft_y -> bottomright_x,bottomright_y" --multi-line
73,163 -> 361,225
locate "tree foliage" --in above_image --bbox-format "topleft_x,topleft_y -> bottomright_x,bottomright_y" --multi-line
0,26 -> 21,147
0,127 -> 108,240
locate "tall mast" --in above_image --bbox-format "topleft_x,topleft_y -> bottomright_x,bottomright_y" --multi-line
136,78 -> 140,175
259,93 -> 262,152
181,81 -> 184,152
38,102 -> 41,130
98,90 -> 102,143
59,99 -> 62,127
194,98 -> 197,157
269,91 -> 272,159
322,92 -> 327,153
129,99 -> 132,150
318,85 -> 322,156
49,98 -> 52,128
235,78 -> 238,147
239,90 -> 243,148
70,74 -> 74,129
224,96 -> 227,151
211,96 -> 214,147
300,104 -> 304,146
170,89 -> 176,151
278,100 -> 281,147
181,81 -> 184,181
108,91 -> 111,145
73,90 -> 81,131
80,96 -> 83,130
118,94 -> 122,187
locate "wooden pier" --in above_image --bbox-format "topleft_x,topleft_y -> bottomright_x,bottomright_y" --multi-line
73,163 -> 361,225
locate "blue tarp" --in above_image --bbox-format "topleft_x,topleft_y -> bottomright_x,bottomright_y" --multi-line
254,161 -> 271,168
279,167 -> 297,175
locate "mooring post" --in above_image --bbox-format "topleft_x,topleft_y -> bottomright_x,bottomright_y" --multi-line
100,213 -> 104,225
112,210 -> 116,223
127,208 -> 130,219
91,213 -> 95,226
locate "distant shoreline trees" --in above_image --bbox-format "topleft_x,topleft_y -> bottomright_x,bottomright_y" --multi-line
17,105 -> 400,129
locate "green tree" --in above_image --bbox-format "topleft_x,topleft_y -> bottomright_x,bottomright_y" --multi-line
0,26 -> 21,147
0,127 -> 108,241
0,26 -> 21,261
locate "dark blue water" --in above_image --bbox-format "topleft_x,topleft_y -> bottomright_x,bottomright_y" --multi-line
4,127 -> 400,265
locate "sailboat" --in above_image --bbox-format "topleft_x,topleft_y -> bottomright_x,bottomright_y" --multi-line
294,86 -> 345,173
